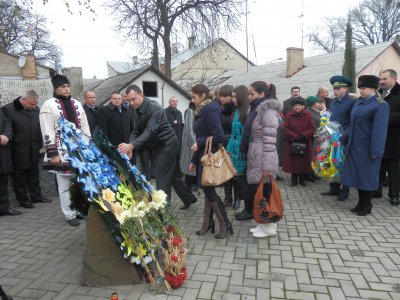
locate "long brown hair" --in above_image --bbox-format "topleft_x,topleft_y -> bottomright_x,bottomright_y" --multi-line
191,83 -> 212,100
234,85 -> 249,124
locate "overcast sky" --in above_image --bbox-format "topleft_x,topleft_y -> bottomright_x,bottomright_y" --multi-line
32,0 -> 363,78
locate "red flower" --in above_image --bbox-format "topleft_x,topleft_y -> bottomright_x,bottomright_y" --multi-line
171,255 -> 179,262
171,237 -> 182,247
165,267 -> 187,289
166,225 -> 175,233
333,158 -> 338,163
333,142 -> 339,147
319,156 -> 326,161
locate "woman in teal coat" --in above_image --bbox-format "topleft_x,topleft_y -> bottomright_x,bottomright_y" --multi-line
341,75 -> 389,216
226,85 -> 249,209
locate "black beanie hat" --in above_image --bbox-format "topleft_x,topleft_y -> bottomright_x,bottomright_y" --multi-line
291,97 -> 306,107
357,75 -> 379,89
51,74 -> 70,90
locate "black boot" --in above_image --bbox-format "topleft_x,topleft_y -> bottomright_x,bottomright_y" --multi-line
209,201 -> 229,239
232,176 -> 246,210
217,196 -> 233,234
223,180 -> 233,207
299,174 -> 307,187
357,190 -> 372,216
196,197 -> 215,235
351,190 -> 363,213
0,285 -> 13,300
290,174 -> 298,186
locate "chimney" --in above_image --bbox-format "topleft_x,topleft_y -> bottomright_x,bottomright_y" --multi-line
22,54 -> 38,80
286,47 -> 304,77
188,36 -> 195,49
172,43 -> 179,55
61,67 -> 83,100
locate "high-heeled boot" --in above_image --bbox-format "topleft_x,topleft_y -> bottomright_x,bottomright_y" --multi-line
351,190 -> 363,213
209,202 -> 229,239
357,190 -> 372,216
196,197 -> 214,235
299,174 -> 307,187
217,196 -> 234,235
291,174 -> 298,186
223,180 -> 233,207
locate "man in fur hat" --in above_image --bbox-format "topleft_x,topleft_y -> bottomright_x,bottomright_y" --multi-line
40,74 -> 90,226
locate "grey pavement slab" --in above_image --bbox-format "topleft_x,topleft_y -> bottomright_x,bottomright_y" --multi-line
0,172 -> 399,299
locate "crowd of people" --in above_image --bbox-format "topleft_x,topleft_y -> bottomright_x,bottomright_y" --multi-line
0,69 -> 398,240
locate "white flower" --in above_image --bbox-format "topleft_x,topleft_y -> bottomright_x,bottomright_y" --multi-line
152,190 -> 167,204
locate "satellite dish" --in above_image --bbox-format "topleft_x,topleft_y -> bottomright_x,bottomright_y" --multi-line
18,56 -> 26,68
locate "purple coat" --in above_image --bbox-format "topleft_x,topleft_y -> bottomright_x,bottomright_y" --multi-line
282,109 -> 315,174
246,99 -> 282,185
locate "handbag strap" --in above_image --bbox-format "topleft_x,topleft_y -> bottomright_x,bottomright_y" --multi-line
205,136 -> 213,154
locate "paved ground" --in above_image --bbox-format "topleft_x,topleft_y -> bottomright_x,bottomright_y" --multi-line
1,171 -> 400,300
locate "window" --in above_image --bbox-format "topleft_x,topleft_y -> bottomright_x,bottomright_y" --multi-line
142,81 -> 158,97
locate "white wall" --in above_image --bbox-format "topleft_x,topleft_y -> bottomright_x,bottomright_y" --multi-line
130,70 -> 191,112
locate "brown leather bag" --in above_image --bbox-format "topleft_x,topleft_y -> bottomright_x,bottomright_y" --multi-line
253,175 -> 284,223
201,136 -> 237,186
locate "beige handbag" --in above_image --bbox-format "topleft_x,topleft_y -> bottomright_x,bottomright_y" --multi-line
201,136 -> 237,186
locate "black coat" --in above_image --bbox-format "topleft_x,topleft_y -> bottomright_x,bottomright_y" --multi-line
0,108 -> 13,174
380,82 -> 400,159
2,98 -> 41,170
131,97 -> 176,151
220,101 -> 235,146
83,103 -> 98,134
164,106 -> 183,148
97,103 -> 134,146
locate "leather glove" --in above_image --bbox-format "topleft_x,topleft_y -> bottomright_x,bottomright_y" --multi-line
298,135 -> 306,142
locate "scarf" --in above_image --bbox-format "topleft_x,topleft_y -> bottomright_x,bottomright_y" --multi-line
54,94 -> 78,127
240,97 -> 266,153
194,99 -> 213,116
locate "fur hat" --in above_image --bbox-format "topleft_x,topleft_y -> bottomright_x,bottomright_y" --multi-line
357,75 -> 379,89
51,74 -> 70,90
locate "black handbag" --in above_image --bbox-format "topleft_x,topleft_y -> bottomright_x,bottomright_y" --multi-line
291,142 -> 306,155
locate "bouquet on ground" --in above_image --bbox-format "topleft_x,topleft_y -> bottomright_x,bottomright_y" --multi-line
311,112 -> 344,179
58,118 -> 188,293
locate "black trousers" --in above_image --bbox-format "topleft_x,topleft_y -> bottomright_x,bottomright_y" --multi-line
244,183 -> 258,213
378,159 -> 400,199
152,143 -> 196,206
12,168 -> 42,204
0,173 -> 10,213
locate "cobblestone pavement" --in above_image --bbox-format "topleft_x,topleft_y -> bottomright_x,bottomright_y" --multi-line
1,172 -> 400,300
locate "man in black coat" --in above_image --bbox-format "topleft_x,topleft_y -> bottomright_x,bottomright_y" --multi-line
82,91 -> 98,134
282,86 -> 305,116
2,91 -> 51,209
316,86 -> 333,111
0,106 -> 21,216
164,96 -> 184,150
118,85 -> 197,209
97,91 -> 134,146
375,69 -> 400,205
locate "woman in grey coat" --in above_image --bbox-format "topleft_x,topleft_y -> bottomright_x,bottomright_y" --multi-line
180,102 -> 197,191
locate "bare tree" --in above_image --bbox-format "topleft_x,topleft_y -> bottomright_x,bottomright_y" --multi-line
308,0 -> 400,53
308,17 -> 346,53
0,0 -> 62,66
105,0 -> 244,78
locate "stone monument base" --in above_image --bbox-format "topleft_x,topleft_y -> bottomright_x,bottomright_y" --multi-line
81,206 -> 143,286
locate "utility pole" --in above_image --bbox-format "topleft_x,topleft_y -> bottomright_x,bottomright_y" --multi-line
245,0 -> 249,71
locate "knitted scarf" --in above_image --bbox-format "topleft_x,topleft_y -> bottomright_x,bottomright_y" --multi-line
194,99 -> 213,116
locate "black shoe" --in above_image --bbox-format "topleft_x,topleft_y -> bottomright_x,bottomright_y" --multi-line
372,191 -> 382,198
20,202 -> 35,209
235,210 -> 253,221
76,212 -> 86,220
235,209 -> 247,218
179,199 -> 197,209
321,191 -> 340,196
32,197 -> 52,203
232,198 -> 241,210
351,206 -> 361,213
337,195 -> 348,201
0,208 -> 22,216
390,197 -> 399,206
290,182 -> 298,187
67,218 -> 80,226
357,208 -> 372,216
299,181 -> 307,187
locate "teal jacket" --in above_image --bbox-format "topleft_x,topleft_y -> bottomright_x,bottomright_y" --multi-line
226,109 -> 246,174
